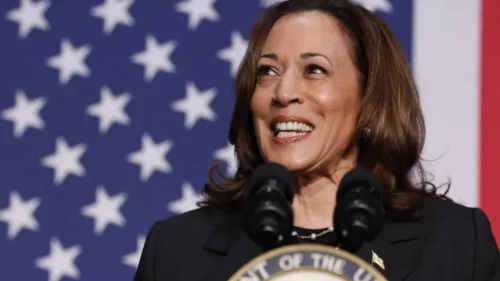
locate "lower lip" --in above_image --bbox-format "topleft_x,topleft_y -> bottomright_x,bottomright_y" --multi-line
273,131 -> 312,144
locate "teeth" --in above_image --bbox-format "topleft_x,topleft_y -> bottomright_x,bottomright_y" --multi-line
274,121 -> 313,132
276,131 -> 308,138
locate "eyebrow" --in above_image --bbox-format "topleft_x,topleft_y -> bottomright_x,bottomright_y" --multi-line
259,52 -> 332,66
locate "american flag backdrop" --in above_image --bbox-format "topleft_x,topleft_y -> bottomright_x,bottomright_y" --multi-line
0,0 -> 498,280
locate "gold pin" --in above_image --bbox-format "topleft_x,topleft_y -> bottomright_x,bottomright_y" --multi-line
371,251 -> 385,270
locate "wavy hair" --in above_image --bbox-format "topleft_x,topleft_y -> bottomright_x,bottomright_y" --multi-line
199,0 -> 450,219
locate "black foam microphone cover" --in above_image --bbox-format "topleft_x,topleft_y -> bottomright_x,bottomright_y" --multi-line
243,162 -> 294,250
334,168 -> 384,252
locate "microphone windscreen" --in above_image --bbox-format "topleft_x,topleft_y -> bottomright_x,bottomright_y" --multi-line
247,162 -> 294,201
337,168 -> 383,200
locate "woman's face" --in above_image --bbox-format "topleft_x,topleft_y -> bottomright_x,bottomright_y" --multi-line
250,11 -> 361,174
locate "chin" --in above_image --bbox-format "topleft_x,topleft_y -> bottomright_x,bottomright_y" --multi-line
263,154 -> 312,173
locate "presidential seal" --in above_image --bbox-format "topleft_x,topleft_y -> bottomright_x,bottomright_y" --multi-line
229,244 -> 387,281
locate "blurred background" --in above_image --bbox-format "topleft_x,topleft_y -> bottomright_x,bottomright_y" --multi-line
0,0 -> 498,280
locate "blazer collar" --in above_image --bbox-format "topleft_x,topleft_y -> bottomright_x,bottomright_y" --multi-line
202,211 -> 252,254
348,217 -> 427,281
201,211 -> 265,281
201,210 -> 426,281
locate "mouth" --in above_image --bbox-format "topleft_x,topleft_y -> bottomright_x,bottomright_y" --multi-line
269,116 -> 315,144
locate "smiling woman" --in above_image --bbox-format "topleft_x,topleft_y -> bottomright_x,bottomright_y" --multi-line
249,11 -> 363,229
134,1 -> 499,280
252,10 -> 360,177
207,0 -> 427,222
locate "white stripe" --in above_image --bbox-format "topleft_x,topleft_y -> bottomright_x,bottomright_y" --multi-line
413,0 -> 481,207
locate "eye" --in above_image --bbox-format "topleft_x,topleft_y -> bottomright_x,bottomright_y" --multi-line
305,64 -> 327,75
256,65 -> 278,77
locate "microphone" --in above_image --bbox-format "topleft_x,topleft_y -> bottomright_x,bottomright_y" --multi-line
243,162 -> 294,250
334,168 -> 384,253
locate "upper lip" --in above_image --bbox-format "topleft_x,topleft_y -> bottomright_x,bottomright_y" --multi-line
269,115 -> 315,130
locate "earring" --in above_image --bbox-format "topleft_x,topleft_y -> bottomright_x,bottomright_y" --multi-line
362,127 -> 371,139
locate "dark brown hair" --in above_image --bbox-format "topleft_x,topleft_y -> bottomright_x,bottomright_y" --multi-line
199,0 -> 450,219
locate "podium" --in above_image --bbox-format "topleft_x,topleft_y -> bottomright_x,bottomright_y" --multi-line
229,243 -> 387,281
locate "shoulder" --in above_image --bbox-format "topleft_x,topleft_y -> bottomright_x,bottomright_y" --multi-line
134,207 -> 228,280
420,196 -> 493,232
418,195 -> 496,241
386,195 -> 496,247
379,195 -> 498,279
418,196 -> 499,278
145,206 -> 223,248
153,206 -> 221,233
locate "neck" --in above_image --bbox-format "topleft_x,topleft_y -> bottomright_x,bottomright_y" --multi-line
292,177 -> 337,229
291,158 -> 356,229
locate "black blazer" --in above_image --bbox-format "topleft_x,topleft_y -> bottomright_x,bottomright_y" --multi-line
134,196 -> 499,281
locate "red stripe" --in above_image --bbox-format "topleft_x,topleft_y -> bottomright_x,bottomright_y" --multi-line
480,0 -> 500,244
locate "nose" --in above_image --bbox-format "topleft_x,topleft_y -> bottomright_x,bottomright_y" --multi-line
273,73 -> 304,106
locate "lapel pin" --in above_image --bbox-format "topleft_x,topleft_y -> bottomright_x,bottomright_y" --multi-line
371,250 -> 385,270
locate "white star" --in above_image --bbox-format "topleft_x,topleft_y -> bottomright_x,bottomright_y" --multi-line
35,238 -> 82,281
213,142 -> 238,176
171,82 -> 217,130
5,0 -> 51,39
46,38 -> 92,85
86,86 -> 131,134
217,31 -> 248,78
127,133 -> 173,182
90,0 -> 135,35
0,190 -> 41,240
175,0 -> 219,31
260,0 -> 286,7
1,90 -> 46,138
352,0 -> 393,13
81,186 -> 127,235
167,182 -> 203,214
131,34 -> 177,82
122,235 -> 146,269
41,138 -> 87,185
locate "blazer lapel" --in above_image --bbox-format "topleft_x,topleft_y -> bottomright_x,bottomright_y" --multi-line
356,217 -> 426,281
199,211 -> 265,281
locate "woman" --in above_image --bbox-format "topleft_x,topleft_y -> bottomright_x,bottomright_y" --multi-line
134,0 -> 499,280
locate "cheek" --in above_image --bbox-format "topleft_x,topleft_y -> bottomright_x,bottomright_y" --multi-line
314,89 -> 360,145
314,84 -> 359,116
250,91 -> 270,135
250,89 -> 273,119
251,86 -> 270,105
